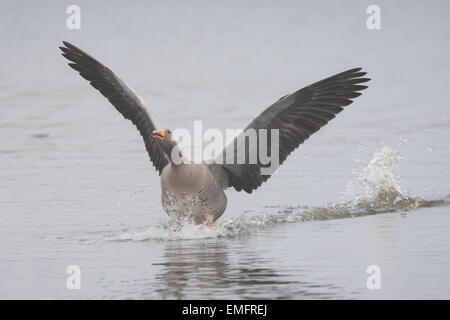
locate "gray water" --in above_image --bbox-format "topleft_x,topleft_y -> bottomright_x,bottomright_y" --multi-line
1,0 -> 449,299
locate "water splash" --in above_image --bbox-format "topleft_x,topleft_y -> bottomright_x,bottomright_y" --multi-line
104,215 -> 249,241
342,146 -> 423,210
104,146 -> 447,242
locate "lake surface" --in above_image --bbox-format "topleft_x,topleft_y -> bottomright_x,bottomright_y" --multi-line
0,1 -> 449,299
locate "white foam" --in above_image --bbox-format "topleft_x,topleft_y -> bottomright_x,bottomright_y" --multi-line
341,146 -> 422,210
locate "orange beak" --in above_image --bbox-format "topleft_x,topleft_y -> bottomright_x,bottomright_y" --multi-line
152,129 -> 165,142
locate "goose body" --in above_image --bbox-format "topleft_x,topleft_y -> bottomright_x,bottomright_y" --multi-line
160,163 -> 227,224
60,41 -> 370,225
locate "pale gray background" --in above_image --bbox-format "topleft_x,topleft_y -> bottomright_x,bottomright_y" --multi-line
0,0 -> 449,299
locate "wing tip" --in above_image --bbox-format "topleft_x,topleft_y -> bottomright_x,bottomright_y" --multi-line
346,67 -> 370,79
62,41 -> 76,50
348,67 -> 362,73
59,41 -> 77,60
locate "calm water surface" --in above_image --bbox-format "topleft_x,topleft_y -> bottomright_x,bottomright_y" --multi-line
0,1 -> 449,299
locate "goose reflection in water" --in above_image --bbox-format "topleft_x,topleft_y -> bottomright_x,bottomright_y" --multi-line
151,241 -> 342,299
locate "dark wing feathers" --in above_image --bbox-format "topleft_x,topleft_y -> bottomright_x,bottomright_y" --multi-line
60,42 -> 368,190
209,68 -> 370,193
59,41 -> 168,174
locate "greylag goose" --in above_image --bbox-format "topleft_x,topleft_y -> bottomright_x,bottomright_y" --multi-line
60,41 -> 370,226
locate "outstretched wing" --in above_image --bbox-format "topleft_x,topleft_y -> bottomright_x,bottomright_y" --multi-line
208,68 -> 370,193
59,41 -> 168,174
